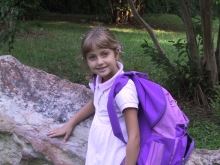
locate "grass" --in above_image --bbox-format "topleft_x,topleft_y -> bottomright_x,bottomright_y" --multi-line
189,120 -> 220,149
143,13 -> 185,31
0,20 -> 220,149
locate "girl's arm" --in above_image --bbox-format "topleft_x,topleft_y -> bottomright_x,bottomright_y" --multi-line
47,99 -> 95,142
124,108 -> 140,165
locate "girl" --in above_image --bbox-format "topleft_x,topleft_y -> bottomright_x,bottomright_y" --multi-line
47,26 -> 140,165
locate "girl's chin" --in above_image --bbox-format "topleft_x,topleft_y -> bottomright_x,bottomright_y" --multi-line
96,70 -> 109,76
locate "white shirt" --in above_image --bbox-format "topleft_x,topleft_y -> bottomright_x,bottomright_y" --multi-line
86,62 -> 139,165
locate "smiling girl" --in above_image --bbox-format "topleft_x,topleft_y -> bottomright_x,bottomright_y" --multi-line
48,26 -> 140,165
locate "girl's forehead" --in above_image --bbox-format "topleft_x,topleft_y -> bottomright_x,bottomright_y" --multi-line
87,47 -> 112,54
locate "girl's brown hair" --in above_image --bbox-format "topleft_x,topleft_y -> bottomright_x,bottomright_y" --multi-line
81,26 -> 122,59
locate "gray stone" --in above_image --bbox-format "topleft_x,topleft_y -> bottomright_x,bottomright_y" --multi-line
0,133 -> 22,165
186,149 -> 220,165
0,55 -> 92,165
0,55 -> 219,165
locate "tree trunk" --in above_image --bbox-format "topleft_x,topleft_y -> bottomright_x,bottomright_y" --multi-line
200,0 -> 218,86
179,0 -> 201,73
215,19 -> 220,80
180,0 -> 212,109
127,0 -> 163,56
127,0 -> 174,70
108,0 -> 114,23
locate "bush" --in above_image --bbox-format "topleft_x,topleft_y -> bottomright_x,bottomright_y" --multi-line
141,38 -> 207,100
211,85 -> 220,117
0,0 -> 40,51
0,0 -> 20,51
189,120 -> 220,149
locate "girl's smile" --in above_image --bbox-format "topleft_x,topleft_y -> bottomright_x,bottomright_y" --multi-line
86,48 -> 119,82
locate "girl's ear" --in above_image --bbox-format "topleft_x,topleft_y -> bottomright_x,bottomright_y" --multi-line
115,49 -> 120,60
115,52 -> 120,61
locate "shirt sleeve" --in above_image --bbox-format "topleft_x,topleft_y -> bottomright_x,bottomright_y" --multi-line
115,79 -> 139,112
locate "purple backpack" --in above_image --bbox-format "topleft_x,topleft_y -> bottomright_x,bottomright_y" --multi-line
107,71 -> 194,165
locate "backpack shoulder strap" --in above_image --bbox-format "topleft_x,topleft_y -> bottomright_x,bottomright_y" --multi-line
128,71 -> 167,127
107,73 -> 130,143
107,71 -> 167,142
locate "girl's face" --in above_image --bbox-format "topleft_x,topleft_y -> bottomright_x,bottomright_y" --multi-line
86,47 -> 119,82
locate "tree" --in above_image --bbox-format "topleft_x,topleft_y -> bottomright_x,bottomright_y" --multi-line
0,0 -> 40,52
0,0 -> 20,51
109,0 -> 144,24
215,0 -> 220,78
128,0 -> 220,109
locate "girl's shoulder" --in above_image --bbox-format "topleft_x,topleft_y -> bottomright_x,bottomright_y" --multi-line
116,79 -> 138,101
115,79 -> 139,112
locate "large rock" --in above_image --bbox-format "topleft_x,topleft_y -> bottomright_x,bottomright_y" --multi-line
186,149 -> 220,165
0,55 -> 219,165
0,55 -> 92,165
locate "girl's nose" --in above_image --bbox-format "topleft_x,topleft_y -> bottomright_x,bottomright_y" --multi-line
97,56 -> 104,65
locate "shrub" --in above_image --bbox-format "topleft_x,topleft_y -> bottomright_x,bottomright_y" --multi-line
0,0 -> 40,52
210,85 -> 220,117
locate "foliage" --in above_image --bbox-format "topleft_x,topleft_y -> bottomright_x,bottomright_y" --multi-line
0,0 -> 40,52
144,0 -> 200,16
0,0 -> 20,51
214,0 -> 220,17
19,0 -> 41,19
40,0 -> 144,24
41,0 -> 112,22
210,85 -> 220,117
145,0 -> 179,14
189,120 -> 220,149
141,40 -> 182,97
141,25 -> 213,100
140,0 -> 219,109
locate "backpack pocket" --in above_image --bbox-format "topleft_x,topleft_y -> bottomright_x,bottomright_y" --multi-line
138,135 -> 176,165
145,141 -> 165,165
171,134 -> 195,165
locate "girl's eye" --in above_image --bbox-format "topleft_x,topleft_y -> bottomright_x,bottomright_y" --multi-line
87,55 -> 96,61
101,51 -> 109,57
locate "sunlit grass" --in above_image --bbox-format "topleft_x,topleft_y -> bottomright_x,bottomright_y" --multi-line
0,21 -> 188,83
110,27 -> 140,33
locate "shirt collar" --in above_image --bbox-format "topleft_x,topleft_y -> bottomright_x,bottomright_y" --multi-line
95,62 -> 124,91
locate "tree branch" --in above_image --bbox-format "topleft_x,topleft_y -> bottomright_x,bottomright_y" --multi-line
127,0 -> 174,69
179,0 -> 201,65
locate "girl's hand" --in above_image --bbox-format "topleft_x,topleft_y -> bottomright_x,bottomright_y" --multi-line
47,122 -> 75,142
47,99 -> 95,142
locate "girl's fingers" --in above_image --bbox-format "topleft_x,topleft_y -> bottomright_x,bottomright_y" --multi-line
47,132 -> 56,137
63,134 -> 68,142
48,129 -> 58,134
47,129 -> 63,137
47,132 -> 53,136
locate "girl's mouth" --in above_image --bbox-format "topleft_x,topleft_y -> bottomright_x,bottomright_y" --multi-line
96,67 -> 107,72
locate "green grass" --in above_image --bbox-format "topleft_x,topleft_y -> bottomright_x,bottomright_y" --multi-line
0,20 -> 186,83
189,120 -> 220,149
0,20 -> 219,149
143,13 -> 185,31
